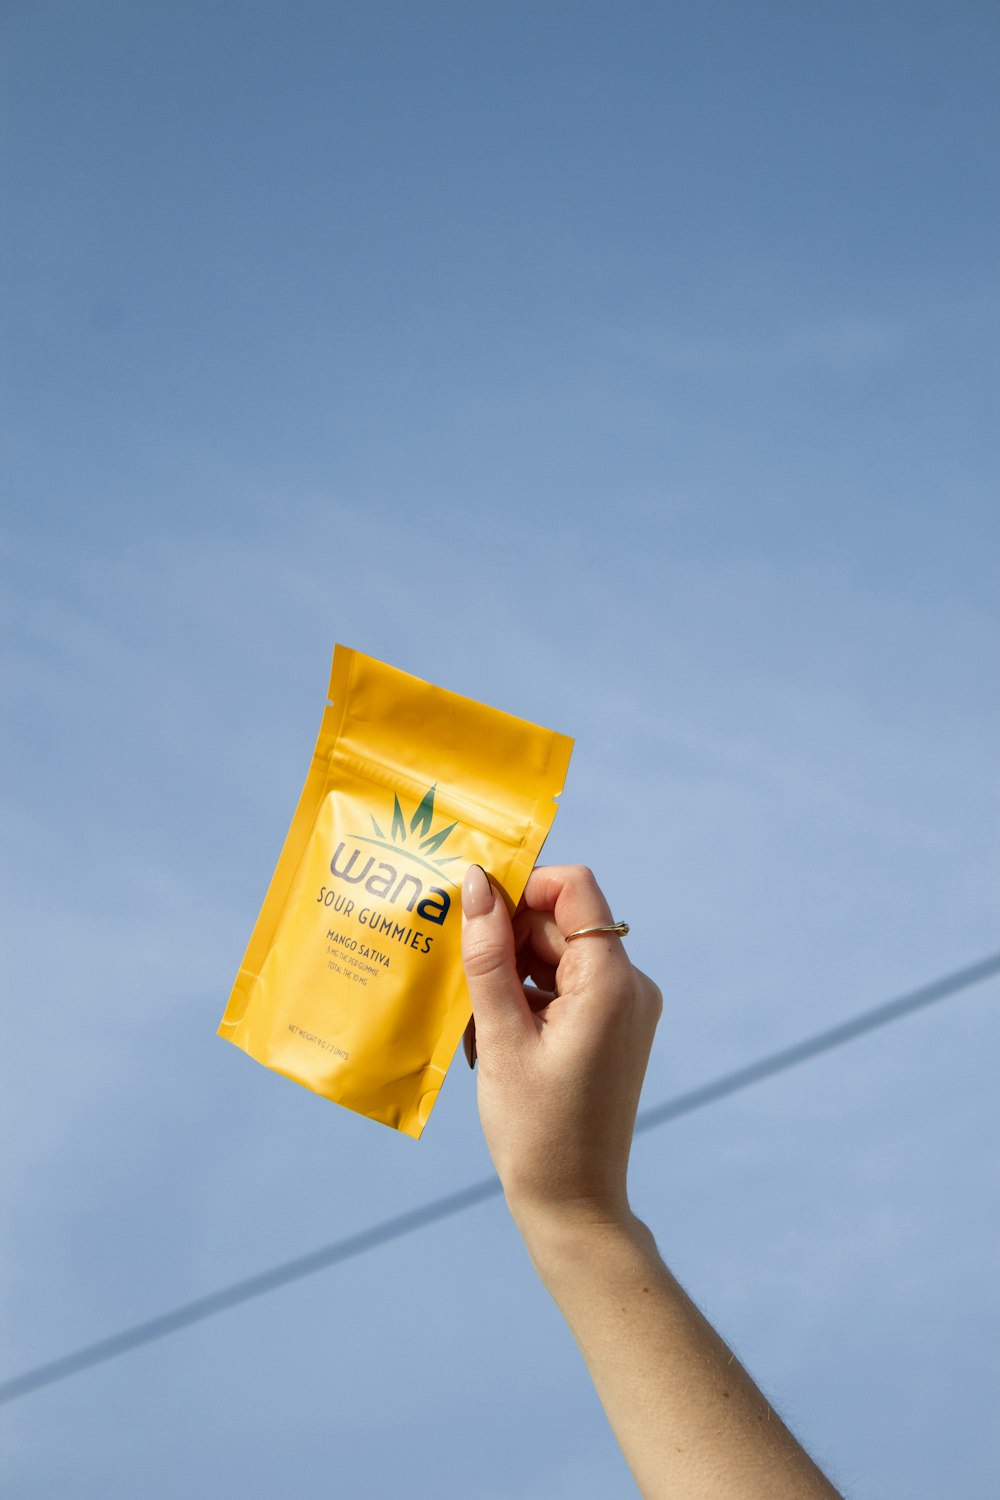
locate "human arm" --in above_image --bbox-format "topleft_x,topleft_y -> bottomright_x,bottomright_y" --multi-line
460,862 -> 842,1500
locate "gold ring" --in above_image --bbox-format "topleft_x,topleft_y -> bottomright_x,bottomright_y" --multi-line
564,921 -> 630,941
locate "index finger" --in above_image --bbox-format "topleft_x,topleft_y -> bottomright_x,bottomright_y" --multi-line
521,864 -> 623,945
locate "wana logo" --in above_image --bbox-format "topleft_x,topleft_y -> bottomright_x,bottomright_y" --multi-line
329,783 -> 461,925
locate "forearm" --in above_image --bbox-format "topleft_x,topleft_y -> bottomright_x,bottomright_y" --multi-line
516,1205 -> 842,1500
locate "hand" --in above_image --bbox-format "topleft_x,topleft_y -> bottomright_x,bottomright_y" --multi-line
460,863 -> 662,1235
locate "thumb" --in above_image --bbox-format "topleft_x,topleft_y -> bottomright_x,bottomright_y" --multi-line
461,865 -> 532,1052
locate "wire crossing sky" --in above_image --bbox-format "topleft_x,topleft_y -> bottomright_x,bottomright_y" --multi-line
4,950 -> 996,1409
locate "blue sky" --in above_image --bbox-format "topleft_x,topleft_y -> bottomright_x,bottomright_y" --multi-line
2,3 -> 999,1496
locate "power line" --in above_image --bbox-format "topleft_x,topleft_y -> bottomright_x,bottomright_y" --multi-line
634,951 -> 1000,1132
0,1179 -> 505,1408
2,950 -> 998,1407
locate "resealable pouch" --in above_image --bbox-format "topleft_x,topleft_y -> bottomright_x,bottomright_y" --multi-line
218,646 -> 573,1138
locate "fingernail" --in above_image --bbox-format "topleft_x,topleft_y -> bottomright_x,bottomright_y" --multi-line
463,1019 -> 477,1069
462,864 -> 496,918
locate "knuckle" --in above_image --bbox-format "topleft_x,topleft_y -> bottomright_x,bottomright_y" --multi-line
566,864 -> 606,905
644,975 -> 664,1019
629,966 -> 663,1017
462,934 -> 511,981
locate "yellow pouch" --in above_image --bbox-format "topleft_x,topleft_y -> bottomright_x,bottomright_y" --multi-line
219,646 -> 573,1138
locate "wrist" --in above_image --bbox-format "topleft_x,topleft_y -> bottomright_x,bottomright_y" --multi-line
510,1199 -> 660,1287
